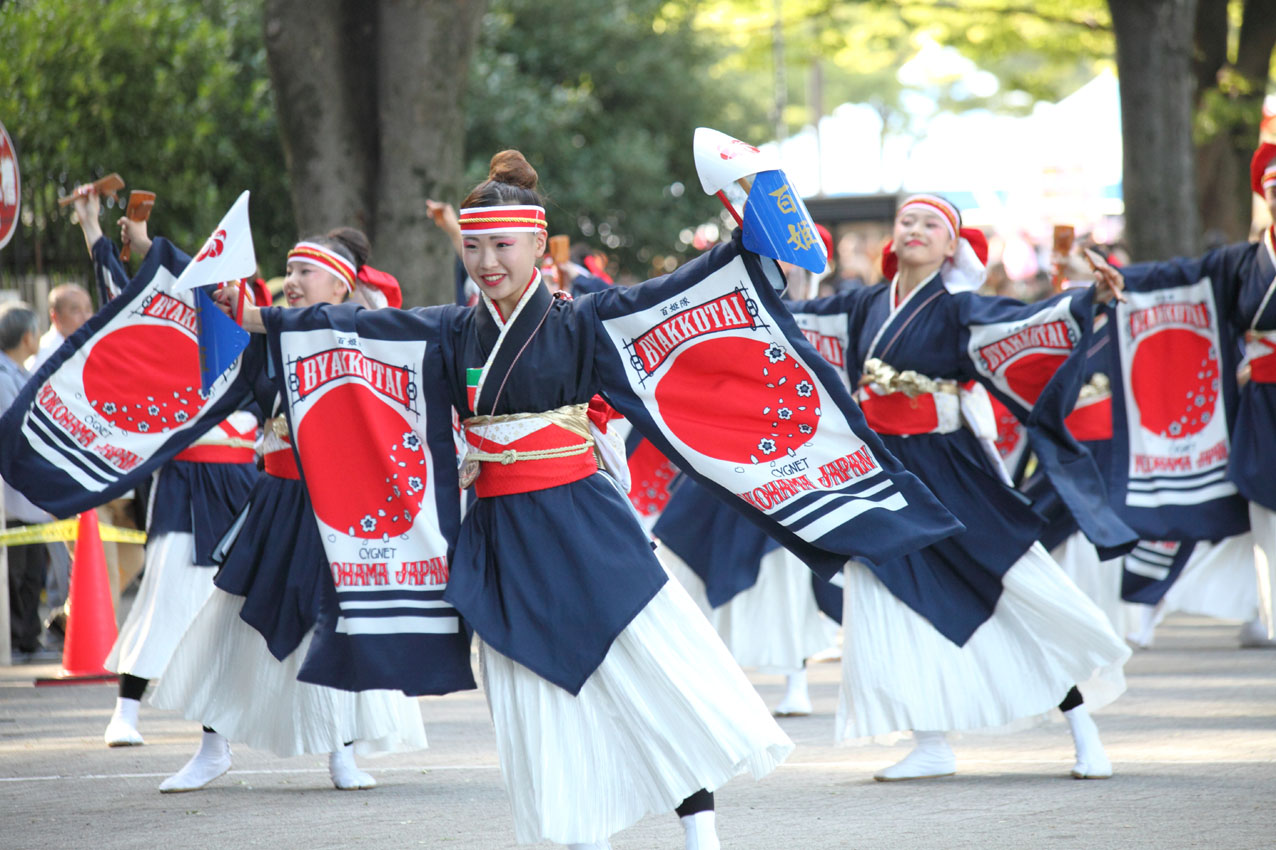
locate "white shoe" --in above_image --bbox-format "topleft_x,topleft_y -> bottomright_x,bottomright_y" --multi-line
104,697 -> 144,747
1064,705 -> 1113,779
873,731 -> 956,781
329,743 -> 376,790
681,811 -> 720,850
773,668 -> 812,716
159,732 -> 231,793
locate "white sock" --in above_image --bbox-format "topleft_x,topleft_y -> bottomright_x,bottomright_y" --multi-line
873,730 -> 956,781
329,743 -> 376,790
158,730 -> 231,793
1064,705 -> 1112,779
774,666 -> 812,716
104,696 -> 144,746
680,810 -> 719,850
567,842 -> 611,850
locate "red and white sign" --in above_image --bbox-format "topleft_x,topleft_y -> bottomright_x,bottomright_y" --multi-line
967,295 -> 1082,410
1117,280 -> 1236,508
791,310 -> 851,385
23,260 -> 240,491
280,328 -> 455,636
601,254 -> 908,544
0,119 -> 20,251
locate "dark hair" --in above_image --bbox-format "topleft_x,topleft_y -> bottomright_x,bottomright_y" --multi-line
299,227 -> 371,272
461,150 -> 542,209
0,301 -> 38,351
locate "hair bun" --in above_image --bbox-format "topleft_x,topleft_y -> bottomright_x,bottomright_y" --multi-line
325,226 -> 371,270
488,150 -> 538,191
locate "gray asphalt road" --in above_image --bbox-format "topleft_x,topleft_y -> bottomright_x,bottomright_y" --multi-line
1,615 -> 1273,850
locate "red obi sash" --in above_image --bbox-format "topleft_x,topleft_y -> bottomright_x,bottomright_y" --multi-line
1250,336 -> 1276,384
264,449 -> 300,480
1065,395 -> 1113,442
173,443 -> 255,463
174,416 -> 257,464
465,418 -> 597,498
857,385 -> 961,436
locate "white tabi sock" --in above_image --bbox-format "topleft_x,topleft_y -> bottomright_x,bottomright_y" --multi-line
158,730 -> 231,793
680,810 -> 720,850
1064,704 -> 1112,779
873,730 -> 956,781
329,743 -> 376,790
774,665 -> 812,717
566,842 -> 612,850
104,696 -> 144,747
1238,617 -> 1276,648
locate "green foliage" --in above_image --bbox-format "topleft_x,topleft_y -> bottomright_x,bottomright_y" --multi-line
691,0 -> 1113,146
466,0 -> 743,276
0,0 -> 291,278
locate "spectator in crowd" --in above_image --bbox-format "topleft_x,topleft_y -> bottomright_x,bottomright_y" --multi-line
1,301 -> 56,662
26,283 -> 92,372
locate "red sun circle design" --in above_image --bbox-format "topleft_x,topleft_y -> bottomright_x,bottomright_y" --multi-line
83,325 -> 207,433
1131,328 -> 1219,439
1001,351 -> 1070,406
655,337 -> 820,464
296,383 -> 428,540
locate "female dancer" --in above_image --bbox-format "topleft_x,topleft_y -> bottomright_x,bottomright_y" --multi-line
67,183 -> 260,747
789,194 -> 1132,781
151,227 -> 426,792
229,151 -> 825,849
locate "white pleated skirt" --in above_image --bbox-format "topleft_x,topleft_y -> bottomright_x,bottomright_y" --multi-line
105,532 -> 216,680
481,578 -> 794,846
1157,533 -> 1260,622
1251,503 -> 1276,637
660,544 -> 837,673
1051,532 -> 1145,642
150,588 -> 427,758
836,543 -> 1131,742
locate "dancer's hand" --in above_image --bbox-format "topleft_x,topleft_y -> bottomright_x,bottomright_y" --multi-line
1085,248 -> 1126,305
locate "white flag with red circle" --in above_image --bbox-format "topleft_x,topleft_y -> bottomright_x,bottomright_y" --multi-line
171,190 -> 256,292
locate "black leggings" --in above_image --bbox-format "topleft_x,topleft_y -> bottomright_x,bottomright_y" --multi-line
1058,686 -> 1084,713
675,788 -> 714,817
119,674 -> 149,701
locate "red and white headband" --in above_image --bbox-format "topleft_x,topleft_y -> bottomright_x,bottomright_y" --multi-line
884,194 -> 987,293
458,205 -> 547,236
288,241 -> 356,292
897,194 -> 961,238
1264,163 -> 1276,191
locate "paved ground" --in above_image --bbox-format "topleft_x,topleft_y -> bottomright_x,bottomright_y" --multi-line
1,615 -> 1273,850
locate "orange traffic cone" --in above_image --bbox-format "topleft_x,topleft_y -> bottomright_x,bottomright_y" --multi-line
34,512 -> 119,686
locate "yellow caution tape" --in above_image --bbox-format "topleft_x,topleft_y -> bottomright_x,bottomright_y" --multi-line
0,519 -> 146,546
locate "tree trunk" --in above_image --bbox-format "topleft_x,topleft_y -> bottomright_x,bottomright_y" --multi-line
374,0 -> 485,306
1191,0 -> 1276,243
1232,0 -> 1276,234
264,0 -> 376,242
264,0 -> 483,303
1109,0 -> 1201,261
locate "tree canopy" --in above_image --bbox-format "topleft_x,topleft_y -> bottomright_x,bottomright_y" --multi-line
0,0 -> 292,281
2,0 -> 1273,285
463,0 -> 744,276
